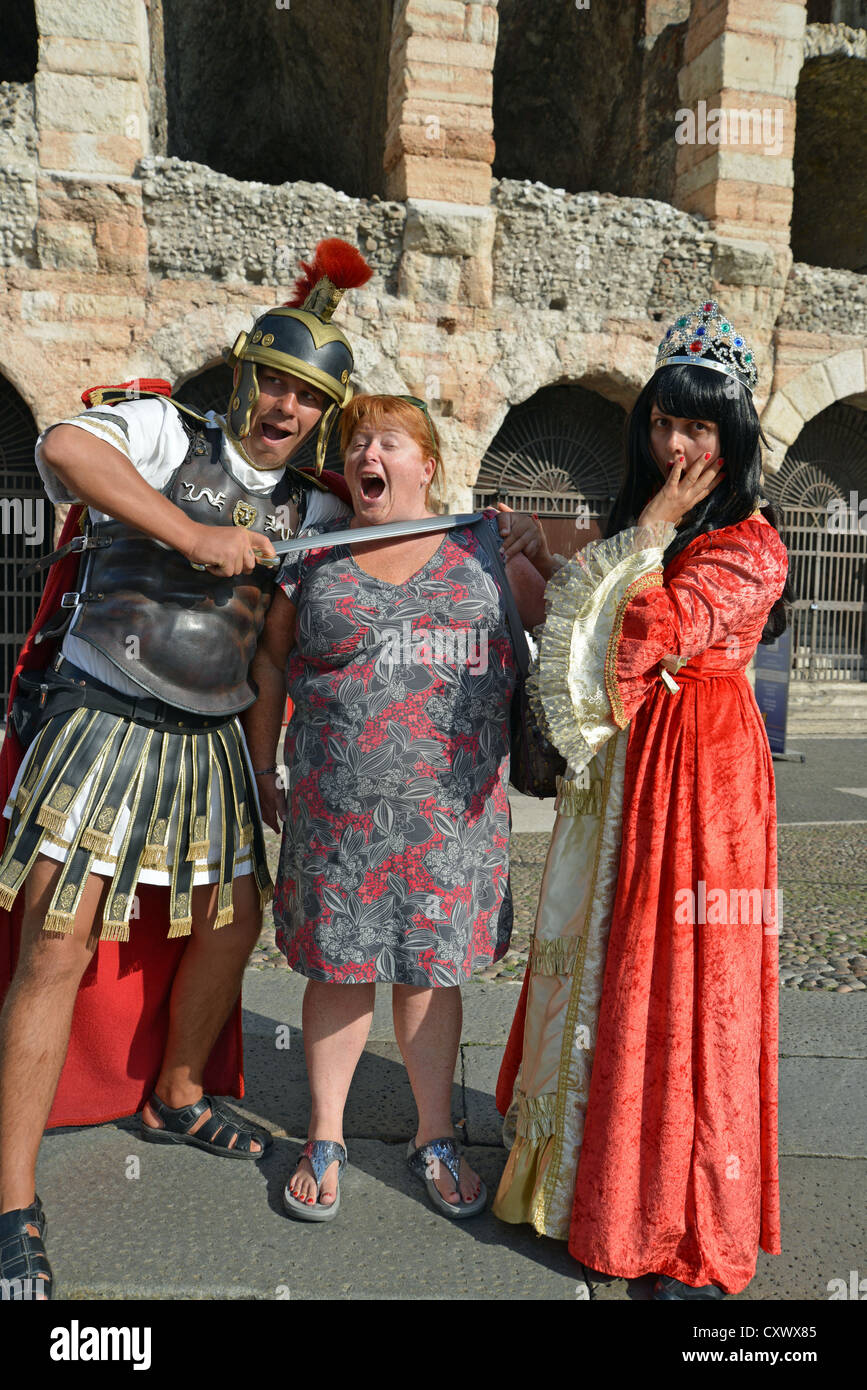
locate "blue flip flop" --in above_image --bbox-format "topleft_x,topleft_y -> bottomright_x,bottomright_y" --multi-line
283,1139 -> 347,1222
406,1137 -> 487,1218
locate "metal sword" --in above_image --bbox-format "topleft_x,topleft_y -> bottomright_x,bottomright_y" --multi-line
246,512 -> 485,568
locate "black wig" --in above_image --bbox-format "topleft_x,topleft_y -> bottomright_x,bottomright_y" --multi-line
605,364 -> 792,641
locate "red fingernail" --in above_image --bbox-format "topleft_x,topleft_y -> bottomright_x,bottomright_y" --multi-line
704,452 -> 711,460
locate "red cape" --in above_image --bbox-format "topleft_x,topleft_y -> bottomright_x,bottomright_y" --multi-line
1,467 -> 349,1127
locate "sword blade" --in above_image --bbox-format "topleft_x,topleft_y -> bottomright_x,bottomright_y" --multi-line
256,512 -> 484,565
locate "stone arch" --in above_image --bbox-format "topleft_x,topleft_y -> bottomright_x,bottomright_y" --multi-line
766,400 -> 867,682
476,330 -> 653,452
153,0 -> 391,196
1,0 -> 37,83
761,349 -> 867,471
473,380 -> 629,556
766,401 -> 867,507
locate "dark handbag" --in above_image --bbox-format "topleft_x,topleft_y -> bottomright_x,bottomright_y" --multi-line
471,519 -> 566,798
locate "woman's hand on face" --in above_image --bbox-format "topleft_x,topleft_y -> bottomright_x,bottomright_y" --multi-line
256,772 -> 286,833
637,454 -> 725,528
496,504 -> 552,567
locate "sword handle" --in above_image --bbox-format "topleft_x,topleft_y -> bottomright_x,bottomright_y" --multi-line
190,551 -> 279,571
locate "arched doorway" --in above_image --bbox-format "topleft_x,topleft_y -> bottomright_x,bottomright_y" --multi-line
154,0 -> 391,197
473,384 -> 626,556
766,403 -> 867,681
1,0 -> 37,82
0,374 -> 50,702
791,40 -> 867,272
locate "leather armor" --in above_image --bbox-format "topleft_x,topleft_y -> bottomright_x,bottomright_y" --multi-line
67,422 -> 303,715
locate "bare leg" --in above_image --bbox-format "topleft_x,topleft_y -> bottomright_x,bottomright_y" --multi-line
392,983 -> 481,1205
0,857 -> 106,1222
141,872 -> 263,1150
287,979 -> 375,1207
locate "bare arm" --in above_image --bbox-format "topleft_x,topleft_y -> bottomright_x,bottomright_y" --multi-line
242,588 -> 297,830
42,424 -> 276,575
505,553 -> 547,630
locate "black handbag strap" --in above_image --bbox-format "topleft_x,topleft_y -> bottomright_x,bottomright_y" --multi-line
469,517 -> 531,678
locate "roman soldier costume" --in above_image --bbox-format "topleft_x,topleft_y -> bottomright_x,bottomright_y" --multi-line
0,237 -> 372,1123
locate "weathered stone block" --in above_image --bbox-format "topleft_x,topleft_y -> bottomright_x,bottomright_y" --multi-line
720,33 -> 779,92
781,363 -> 838,422
684,5 -> 728,66
712,237 -> 779,287
675,150 -> 722,197
388,120 -> 493,166
21,290 -> 61,319
773,35 -> 806,93
34,0 -> 140,42
678,46 -> 724,105
35,71 -> 144,136
63,292 -> 142,320
401,0 -> 470,42
761,389 -> 804,443
465,3 -> 497,47
94,216 -> 148,272
714,90 -> 796,158
716,150 -> 793,187
386,154 -> 491,204
404,199 -> 495,257
39,36 -> 144,81
38,130 -> 142,176
37,220 -> 98,271
726,0 -> 807,42
400,59 -> 492,106
398,248 -> 463,303
825,349 -> 867,401
403,35 -> 494,69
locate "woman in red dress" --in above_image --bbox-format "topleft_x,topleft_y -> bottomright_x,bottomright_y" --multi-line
494,301 -> 791,1298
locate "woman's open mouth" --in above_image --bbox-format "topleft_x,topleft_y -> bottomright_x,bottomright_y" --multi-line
359,472 -> 386,501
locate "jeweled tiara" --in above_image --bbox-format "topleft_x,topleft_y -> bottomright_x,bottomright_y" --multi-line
656,300 -> 758,392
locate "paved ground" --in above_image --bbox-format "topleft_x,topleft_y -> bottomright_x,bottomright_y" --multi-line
31,737 -> 866,1302
36,979 -> 866,1301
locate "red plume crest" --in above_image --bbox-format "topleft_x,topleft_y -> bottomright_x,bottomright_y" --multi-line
284,238 -> 373,307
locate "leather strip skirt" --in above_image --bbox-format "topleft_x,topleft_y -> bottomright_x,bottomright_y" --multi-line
0,703 -> 273,941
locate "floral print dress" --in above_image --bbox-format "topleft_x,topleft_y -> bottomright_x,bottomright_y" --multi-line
273,512 -> 516,985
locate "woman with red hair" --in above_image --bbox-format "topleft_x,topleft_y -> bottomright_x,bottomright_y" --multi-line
245,393 -> 545,1222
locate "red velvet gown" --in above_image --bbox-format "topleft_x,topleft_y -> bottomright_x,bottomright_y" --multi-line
496,515 -> 789,1294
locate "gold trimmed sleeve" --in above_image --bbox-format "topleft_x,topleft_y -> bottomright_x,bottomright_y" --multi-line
533,523 -> 676,774
604,572 -> 664,728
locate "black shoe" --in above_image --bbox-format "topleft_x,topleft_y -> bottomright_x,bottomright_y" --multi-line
0,1196 -> 53,1300
653,1274 -> 725,1300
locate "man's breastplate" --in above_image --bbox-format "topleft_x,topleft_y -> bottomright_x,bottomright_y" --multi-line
68,425 -> 302,715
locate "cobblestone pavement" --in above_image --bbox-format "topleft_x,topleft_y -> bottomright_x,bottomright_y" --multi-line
253,825 -> 867,993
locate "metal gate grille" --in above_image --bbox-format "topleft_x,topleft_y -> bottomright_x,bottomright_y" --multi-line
1,379 -> 46,706
780,503 -> 867,682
